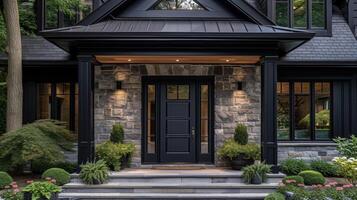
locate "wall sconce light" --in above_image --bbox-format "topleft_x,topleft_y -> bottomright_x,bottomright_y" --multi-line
116,81 -> 122,90
237,81 -> 244,91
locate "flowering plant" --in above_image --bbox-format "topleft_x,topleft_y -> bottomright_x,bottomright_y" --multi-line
333,156 -> 357,184
0,182 -> 23,200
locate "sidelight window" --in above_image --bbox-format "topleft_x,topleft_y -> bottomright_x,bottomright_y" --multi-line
277,81 -> 332,141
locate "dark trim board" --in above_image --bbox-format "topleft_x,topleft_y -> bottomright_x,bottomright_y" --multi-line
141,76 -> 215,164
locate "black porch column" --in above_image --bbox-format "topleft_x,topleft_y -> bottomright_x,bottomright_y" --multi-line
261,56 -> 278,172
77,55 -> 95,166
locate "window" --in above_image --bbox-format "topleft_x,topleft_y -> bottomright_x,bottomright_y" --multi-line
277,81 -> 332,141
152,0 -> 204,10
167,85 -> 190,100
275,0 -> 328,32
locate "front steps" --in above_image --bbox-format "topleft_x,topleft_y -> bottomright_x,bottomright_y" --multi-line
60,169 -> 285,200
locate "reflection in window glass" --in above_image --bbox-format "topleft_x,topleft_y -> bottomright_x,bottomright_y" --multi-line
147,85 -> 156,154
38,83 -> 51,119
200,85 -> 209,154
153,0 -> 204,10
276,0 -> 289,27
312,0 -> 325,28
45,0 -> 59,29
315,82 -> 331,140
294,82 -> 311,140
277,82 -> 290,140
178,85 -> 189,100
56,83 -> 71,129
167,85 -> 177,100
293,0 -> 307,28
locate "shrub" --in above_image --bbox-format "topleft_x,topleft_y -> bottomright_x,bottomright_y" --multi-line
334,136 -> 357,158
0,171 -> 13,188
32,160 -> 77,174
264,192 -> 285,200
42,168 -> 70,186
23,181 -> 61,200
55,162 -> 77,174
79,160 -> 109,185
310,160 -> 338,177
280,158 -> 310,176
218,139 -> 260,161
333,156 -> 357,184
0,120 -> 74,172
282,175 -> 304,186
242,163 -> 271,184
110,124 -> 124,144
234,124 -> 248,145
298,170 -> 325,185
96,141 -> 135,171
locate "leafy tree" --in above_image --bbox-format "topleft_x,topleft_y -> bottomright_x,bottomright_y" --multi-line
0,120 -> 75,172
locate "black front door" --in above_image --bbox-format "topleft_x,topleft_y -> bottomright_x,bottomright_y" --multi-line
160,83 -> 196,162
142,76 -> 214,164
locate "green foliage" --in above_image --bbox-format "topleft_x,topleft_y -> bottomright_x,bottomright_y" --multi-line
334,136 -> 357,158
23,181 -> 61,200
79,160 -> 109,185
96,141 -> 135,171
0,120 -> 74,172
31,160 -> 77,174
234,124 -> 248,145
41,168 -> 70,186
218,139 -> 260,161
0,171 -> 12,188
242,163 -> 271,184
280,158 -> 310,176
299,110 -> 330,129
264,192 -> 285,200
298,170 -> 325,186
310,160 -> 338,177
333,157 -> 357,184
110,124 -> 124,144
282,175 -> 304,186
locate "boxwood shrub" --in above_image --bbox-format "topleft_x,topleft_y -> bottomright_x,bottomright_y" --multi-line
298,170 -> 326,186
310,160 -> 338,177
42,168 -> 70,186
0,171 -> 12,188
282,175 -> 304,186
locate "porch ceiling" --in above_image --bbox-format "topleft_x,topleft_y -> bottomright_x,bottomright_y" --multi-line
95,55 -> 262,64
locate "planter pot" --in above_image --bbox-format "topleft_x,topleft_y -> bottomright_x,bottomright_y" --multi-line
92,179 -> 103,185
24,192 -> 58,200
250,174 -> 263,184
120,155 -> 131,169
231,154 -> 254,170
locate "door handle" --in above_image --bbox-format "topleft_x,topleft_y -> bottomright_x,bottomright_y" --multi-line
191,127 -> 195,136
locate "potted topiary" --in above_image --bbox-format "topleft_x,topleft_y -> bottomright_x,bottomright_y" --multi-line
242,163 -> 271,184
23,181 -> 61,200
79,160 -> 109,185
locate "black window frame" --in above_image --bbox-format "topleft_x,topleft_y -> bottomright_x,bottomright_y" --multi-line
271,0 -> 332,37
277,81 -> 333,141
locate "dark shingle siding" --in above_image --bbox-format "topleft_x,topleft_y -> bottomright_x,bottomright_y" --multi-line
282,10 -> 357,62
0,36 -> 71,62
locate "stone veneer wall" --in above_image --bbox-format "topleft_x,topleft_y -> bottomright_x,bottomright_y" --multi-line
94,64 -> 261,167
278,143 -> 339,163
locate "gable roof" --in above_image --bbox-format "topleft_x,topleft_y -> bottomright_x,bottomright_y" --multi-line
79,0 -> 275,26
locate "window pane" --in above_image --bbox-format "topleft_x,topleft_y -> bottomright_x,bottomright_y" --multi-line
167,85 -> 177,100
276,0 -> 289,27
293,0 -> 307,28
312,0 -> 325,28
200,85 -> 209,154
37,83 -> 51,119
315,82 -> 331,140
56,83 -> 71,130
277,82 -> 290,140
45,0 -> 59,29
147,85 -> 156,154
294,82 -> 311,140
178,85 -> 189,100
153,0 -> 204,10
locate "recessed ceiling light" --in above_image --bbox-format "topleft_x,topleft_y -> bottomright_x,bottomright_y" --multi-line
176,59 -> 180,62
128,59 -> 132,62
226,59 -> 230,62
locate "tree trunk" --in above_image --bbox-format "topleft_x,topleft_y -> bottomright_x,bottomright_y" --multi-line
3,0 -> 22,131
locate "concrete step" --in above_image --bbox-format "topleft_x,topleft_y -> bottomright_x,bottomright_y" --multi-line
59,192 -> 269,200
62,182 -> 279,194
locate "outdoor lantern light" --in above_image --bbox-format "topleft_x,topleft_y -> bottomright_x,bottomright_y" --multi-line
237,81 -> 244,91
116,81 -> 122,90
